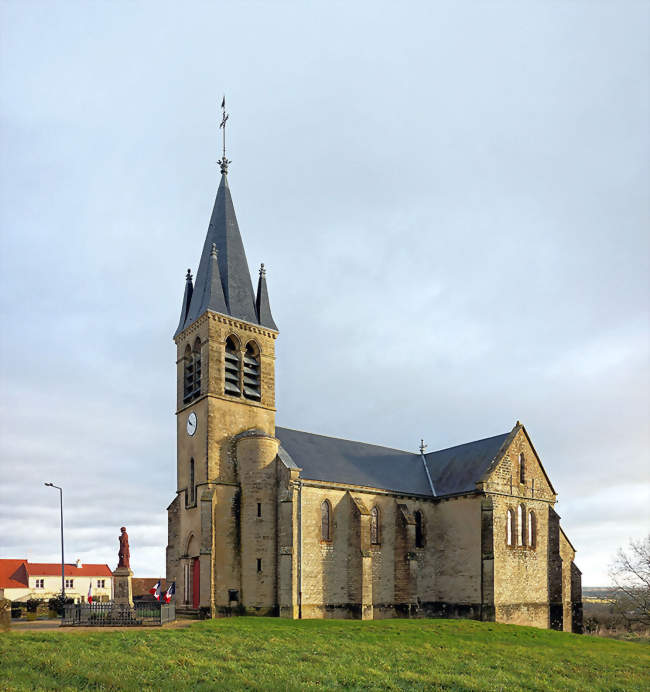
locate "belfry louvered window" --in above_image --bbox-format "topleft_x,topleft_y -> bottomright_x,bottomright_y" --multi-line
243,342 -> 261,400
183,339 -> 202,404
224,336 -> 241,396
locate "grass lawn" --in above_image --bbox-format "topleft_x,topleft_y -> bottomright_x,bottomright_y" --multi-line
1,617 -> 648,691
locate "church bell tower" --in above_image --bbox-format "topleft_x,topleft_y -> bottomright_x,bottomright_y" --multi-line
166,102 -> 279,614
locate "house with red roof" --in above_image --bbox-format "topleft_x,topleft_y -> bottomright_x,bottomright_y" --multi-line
0,559 -> 113,603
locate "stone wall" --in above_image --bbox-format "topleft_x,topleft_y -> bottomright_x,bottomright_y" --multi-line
560,529 -> 583,633
236,431 -> 280,615
293,485 -> 485,620
488,429 -> 558,629
169,310 -> 277,614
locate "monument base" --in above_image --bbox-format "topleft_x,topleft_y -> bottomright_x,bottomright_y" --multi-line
112,567 -> 134,606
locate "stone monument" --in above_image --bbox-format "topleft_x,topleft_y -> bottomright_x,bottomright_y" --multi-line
112,526 -> 134,606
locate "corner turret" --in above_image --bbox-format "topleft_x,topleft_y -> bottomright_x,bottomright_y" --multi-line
256,263 -> 277,331
173,269 -> 194,338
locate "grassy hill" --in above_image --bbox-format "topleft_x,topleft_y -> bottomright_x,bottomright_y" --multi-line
1,617 -> 648,691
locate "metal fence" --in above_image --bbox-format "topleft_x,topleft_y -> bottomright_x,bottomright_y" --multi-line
63,601 -> 175,627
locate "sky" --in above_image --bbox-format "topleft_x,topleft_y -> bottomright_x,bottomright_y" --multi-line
0,1 -> 648,587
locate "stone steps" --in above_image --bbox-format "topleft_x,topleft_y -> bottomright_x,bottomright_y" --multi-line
175,606 -> 201,619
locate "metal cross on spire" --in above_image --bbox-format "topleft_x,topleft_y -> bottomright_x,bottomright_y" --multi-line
218,95 -> 231,175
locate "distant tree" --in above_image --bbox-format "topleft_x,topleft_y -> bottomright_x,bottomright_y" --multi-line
609,534 -> 650,627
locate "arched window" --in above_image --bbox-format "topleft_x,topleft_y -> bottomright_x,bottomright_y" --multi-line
321,500 -> 331,541
519,452 -> 526,484
370,506 -> 380,545
183,340 -> 202,404
224,336 -> 241,396
188,458 -> 195,506
528,511 -> 536,549
517,504 -> 525,546
243,341 -> 261,400
506,509 -> 514,546
414,510 -> 424,548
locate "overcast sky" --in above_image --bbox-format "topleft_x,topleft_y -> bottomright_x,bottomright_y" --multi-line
1,1 -> 648,586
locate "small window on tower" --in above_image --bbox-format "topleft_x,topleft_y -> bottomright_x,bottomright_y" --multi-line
243,341 -> 261,400
257,502 -> 262,518
224,336 -> 241,396
256,558 -> 262,573
187,458 -> 195,506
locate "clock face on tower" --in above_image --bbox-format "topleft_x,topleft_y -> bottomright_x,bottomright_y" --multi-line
186,411 -> 197,436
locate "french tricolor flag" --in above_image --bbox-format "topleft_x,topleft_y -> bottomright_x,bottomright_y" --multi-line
164,582 -> 176,603
149,581 -> 161,601
87,582 -> 93,604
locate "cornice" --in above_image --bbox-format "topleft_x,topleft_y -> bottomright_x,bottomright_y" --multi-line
174,309 -> 278,344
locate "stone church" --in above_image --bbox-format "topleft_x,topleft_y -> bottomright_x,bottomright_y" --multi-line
166,152 -> 582,633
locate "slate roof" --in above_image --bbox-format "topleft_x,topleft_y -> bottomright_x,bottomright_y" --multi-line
175,172 -> 277,336
275,427 -> 512,497
424,432 -> 511,495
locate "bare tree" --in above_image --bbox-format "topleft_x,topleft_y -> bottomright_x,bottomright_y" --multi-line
609,534 -> 650,627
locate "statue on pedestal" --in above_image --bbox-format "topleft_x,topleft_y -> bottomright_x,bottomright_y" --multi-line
118,527 -> 130,569
112,526 -> 134,606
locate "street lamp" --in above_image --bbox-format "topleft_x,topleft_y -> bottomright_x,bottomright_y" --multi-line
44,483 -> 65,599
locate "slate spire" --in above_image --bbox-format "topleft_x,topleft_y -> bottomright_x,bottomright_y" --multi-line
256,263 -> 278,331
173,269 -> 194,338
184,243 -> 228,325
184,172 -> 259,328
173,103 -> 278,337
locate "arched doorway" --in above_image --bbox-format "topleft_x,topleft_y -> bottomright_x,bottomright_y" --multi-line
184,533 -> 199,608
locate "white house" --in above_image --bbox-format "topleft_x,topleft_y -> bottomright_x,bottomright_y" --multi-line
0,558 -> 113,603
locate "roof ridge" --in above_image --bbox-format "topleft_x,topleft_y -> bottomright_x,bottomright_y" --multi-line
424,431 -> 510,457
277,426 -> 511,458
276,425 -> 415,455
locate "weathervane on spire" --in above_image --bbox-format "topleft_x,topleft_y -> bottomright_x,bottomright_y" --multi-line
218,95 -> 231,175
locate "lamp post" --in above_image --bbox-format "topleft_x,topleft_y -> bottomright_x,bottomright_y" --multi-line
44,483 -> 65,599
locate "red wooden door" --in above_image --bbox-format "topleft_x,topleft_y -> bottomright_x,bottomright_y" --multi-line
192,557 -> 200,609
